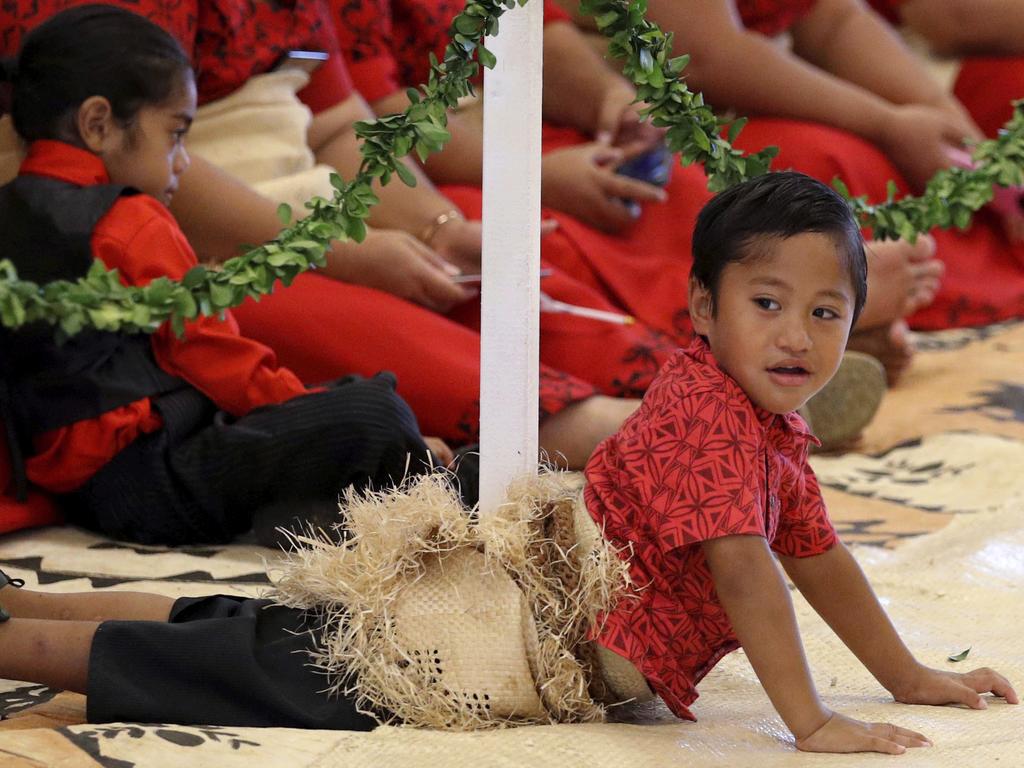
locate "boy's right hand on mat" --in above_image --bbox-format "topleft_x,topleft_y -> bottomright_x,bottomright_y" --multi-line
795,711 -> 932,755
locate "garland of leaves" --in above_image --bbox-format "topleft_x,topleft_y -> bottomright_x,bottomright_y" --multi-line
1,0 -> 1022,338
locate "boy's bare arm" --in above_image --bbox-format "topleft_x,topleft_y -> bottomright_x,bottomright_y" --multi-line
779,543 -> 1019,708
704,535 -> 930,753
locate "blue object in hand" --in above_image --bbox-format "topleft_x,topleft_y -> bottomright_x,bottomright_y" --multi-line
616,143 -> 673,218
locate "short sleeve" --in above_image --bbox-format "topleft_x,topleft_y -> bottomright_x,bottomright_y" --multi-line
586,385 -> 769,556
771,460 -> 838,558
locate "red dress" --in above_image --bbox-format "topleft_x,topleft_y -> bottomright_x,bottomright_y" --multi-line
585,338 -> 837,719
331,0 -> 1024,334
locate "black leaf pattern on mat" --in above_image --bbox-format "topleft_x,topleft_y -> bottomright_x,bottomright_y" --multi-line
0,683 -> 60,717
1,557 -> 269,587
87,542 -> 226,558
944,383 -> 1024,422
61,724 -> 261,767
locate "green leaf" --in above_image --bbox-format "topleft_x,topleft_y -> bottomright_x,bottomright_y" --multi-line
947,647 -> 971,663
395,162 -> 418,187
727,116 -> 748,145
277,203 -> 292,226
181,266 -> 208,289
477,44 -> 497,70
208,282 -> 234,308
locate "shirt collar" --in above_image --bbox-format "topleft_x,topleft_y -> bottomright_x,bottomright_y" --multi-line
20,140 -> 110,187
684,336 -> 818,444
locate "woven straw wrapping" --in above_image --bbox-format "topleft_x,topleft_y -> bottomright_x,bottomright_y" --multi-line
270,472 -> 633,729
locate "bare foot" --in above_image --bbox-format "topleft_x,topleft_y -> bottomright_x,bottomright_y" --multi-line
538,396 -> 640,469
856,235 -> 943,330
847,319 -> 914,386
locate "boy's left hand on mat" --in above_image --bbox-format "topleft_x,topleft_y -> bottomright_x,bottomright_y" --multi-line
891,666 -> 1019,709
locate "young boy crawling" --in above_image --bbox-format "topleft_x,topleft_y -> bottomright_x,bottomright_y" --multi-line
0,172 -> 1015,751
582,170 -> 1016,753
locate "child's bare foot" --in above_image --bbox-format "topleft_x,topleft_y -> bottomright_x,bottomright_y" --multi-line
856,235 -> 942,330
847,320 -> 914,386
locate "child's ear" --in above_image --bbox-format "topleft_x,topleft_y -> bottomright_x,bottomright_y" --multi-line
76,96 -> 118,153
688,276 -> 713,335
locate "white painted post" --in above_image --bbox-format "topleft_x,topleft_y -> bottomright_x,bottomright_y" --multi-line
478,0 -> 544,516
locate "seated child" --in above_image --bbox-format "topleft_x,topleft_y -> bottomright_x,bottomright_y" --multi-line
0,173 -> 1014,750
0,5 -> 445,547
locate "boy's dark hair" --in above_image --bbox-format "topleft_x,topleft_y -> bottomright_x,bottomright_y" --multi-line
0,4 -> 192,143
691,171 -> 867,324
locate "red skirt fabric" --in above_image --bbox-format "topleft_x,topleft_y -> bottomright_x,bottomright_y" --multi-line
231,253 -> 675,446
954,56 -> 1024,139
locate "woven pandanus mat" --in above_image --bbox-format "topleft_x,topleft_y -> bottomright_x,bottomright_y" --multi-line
304,496 -> 1023,767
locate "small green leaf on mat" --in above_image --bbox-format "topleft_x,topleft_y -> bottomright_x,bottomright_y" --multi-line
947,647 -> 971,663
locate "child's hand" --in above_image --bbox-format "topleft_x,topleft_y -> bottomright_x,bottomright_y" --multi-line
796,711 -> 931,755
891,665 -> 1019,709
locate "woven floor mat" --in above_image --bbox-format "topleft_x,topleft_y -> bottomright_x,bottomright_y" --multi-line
0,322 -> 1021,765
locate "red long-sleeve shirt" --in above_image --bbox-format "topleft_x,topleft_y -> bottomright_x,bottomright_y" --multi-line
21,140 -> 310,492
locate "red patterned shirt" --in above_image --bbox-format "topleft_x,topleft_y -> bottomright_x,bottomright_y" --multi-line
736,0 -> 817,36
584,337 -> 837,720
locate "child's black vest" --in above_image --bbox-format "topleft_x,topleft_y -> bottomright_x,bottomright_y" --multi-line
0,175 -> 188,499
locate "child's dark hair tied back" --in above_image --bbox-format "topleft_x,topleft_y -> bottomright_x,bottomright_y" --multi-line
8,4 -> 192,143
691,171 -> 868,324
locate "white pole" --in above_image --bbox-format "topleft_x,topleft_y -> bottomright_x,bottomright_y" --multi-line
478,0 -> 544,516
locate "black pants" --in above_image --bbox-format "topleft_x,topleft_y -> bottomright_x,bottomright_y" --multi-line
63,374 -> 431,546
88,595 -> 378,729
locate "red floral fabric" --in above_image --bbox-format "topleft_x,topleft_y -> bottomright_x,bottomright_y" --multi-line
330,0 -> 570,102
195,0 -> 352,109
0,0 -> 352,110
735,0 -> 817,36
584,337 -> 837,719
0,0 -> 198,61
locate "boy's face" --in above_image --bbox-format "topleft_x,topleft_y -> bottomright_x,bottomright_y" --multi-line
97,74 -> 196,206
689,232 -> 856,415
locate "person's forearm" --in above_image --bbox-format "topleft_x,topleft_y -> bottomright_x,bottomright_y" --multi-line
644,0 -> 898,146
372,91 -> 485,187
704,535 -> 830,739
791,0 -> 962,117
313,93 -> 466,235
780,544 -> 920,697
170,154 -> 284,264
541,21 -> 627,134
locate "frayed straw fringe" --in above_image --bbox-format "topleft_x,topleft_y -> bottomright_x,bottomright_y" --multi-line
269,471 -> 632,730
